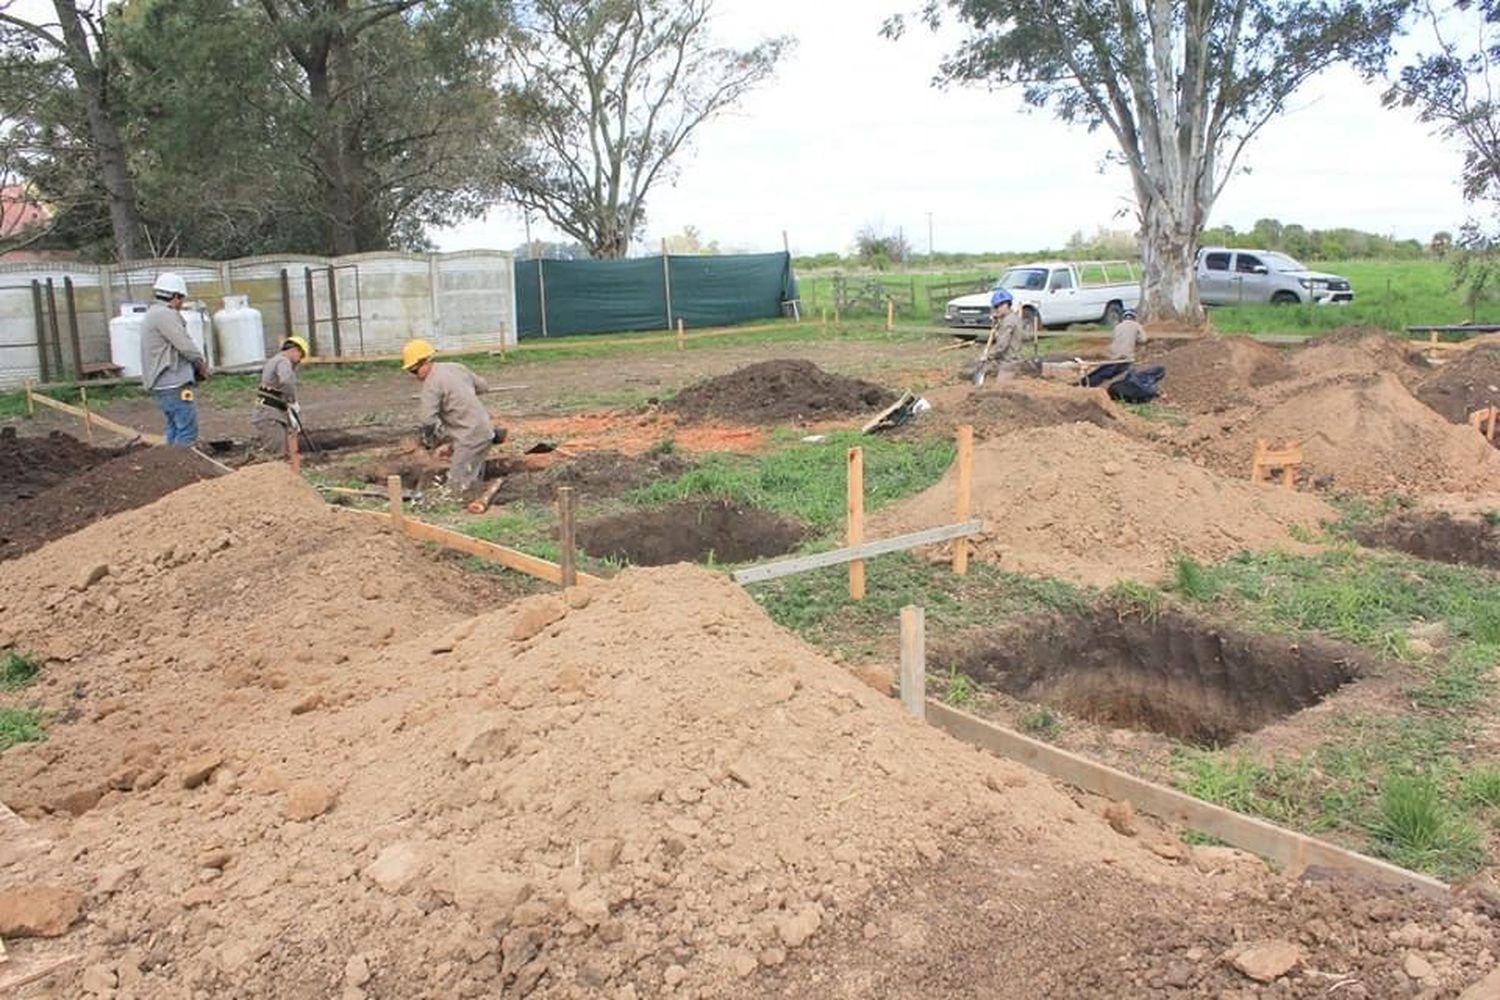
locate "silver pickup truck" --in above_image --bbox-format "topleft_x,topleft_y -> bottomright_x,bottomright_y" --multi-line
1196,248 -> 1354,306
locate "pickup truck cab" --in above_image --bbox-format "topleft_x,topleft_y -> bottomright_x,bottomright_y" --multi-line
1196,248 -> 1354,306
944,260 -> 1141,332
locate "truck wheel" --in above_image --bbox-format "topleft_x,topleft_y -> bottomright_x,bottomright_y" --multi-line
1102,301 -> 1124,326
1270,291 -> 1300,306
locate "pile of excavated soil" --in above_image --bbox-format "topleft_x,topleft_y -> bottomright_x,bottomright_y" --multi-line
1290,328 -> 1429,384
0,428 -> 130,505
919,379 -> 1143,439
494,449 -> 691,505
870,422 -> 1334,587
1,469 -> 1494,997
1195,373 -> 1500,495
0,446 -> 224,561
1416,344 -> 1500,425
667,359 -> 895,425
1148,337 -> 1293,413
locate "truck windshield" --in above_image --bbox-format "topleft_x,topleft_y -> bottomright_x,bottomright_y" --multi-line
1262,252 -> 1306,272
997,268 -> 1048,291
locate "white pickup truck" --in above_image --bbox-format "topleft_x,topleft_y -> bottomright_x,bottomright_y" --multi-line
943,260 -> 1141,332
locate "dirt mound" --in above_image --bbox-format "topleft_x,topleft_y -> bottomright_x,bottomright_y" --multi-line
869,422 -> 1334,587
668,359 -> 896,425
1291,328 -> 1427,384
0,428 -> 130,505
0,545 -> 1211,999
939,609 -> 1368,746
1415,344 -> 1500,425
1199,373 -> 1500,495
944,380 -> 1136,436
1150,337 -> 1293,413
495,449 -> 692,505
578,500 -> 804,565
0,446 -> 224,561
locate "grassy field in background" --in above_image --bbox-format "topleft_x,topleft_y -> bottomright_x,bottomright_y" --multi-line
797,257 -> 1485,336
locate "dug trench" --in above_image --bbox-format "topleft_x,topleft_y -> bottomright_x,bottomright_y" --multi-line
937,609 -> 1375,746
577,500 -> 805,566
1355,509 -> 1500,570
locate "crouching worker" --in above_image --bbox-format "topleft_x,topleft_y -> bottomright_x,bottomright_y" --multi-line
401,338 -> 506,501
251,336 -> 309,457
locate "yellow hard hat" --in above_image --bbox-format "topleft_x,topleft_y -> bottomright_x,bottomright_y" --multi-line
401,338 -> 436,371
282,335 -> 311,358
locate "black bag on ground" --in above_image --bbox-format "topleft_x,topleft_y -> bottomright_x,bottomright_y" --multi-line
1106,364 -> 1165,403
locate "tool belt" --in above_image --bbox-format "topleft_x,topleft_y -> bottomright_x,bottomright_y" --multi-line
256,385 -> 289,411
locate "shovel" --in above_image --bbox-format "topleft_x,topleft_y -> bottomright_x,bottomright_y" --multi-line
972,320 -> 1000,387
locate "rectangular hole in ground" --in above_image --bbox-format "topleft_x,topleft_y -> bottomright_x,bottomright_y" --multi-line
938,609 -> 1375,747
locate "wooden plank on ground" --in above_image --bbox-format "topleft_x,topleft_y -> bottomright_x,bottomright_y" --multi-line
731,520 -> 983,585
28,390 -> 165,446
925,700 -> 1449,898
334,505 -> 603,586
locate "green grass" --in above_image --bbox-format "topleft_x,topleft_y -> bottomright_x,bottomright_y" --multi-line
943,667 -> 976,709
627,431 -> 956,533
1019,706 -> 1063,741
0,708 -> 45,750
0,651 -> 40,690
1206,259 -> 1480,336
1371,774 -> 1484,877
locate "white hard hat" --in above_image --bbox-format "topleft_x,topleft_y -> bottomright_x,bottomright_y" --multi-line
153,272 -> 188,298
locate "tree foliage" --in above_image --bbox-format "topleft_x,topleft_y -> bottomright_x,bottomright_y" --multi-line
497,0 -> 789,258
889,0 -> 1407,323
0,0 -> 510,260
853,223 -> 910,269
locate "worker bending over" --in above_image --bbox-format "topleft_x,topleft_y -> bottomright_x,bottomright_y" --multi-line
252,336 -> 309,457
989,288 -> 1025,363
140,272 -> 208,447
401,339 -> 505,500
1109,308 -> 1148,360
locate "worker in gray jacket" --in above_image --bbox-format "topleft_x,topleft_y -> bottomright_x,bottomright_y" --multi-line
251,335 -> 309,457
1109,309 -> 1148,360
139,272 -> 208,446
401,338 -> 505,500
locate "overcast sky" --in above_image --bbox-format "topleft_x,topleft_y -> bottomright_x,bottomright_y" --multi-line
437,1 -> 1471,258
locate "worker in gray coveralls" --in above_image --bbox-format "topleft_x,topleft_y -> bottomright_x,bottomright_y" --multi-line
139,272 -> 208,446
1109,309 -> 1148,360
401,338 -> 505,501
251,335 -> 309,457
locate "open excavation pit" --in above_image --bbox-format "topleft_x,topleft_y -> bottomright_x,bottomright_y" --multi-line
1356,509 -> 1500,570
577,499 -> 804,566
941,610 -> 1369,746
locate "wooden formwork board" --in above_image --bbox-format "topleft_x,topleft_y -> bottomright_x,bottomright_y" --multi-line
924,700 -> 1450,899
25,386 -> 165,446
731,520 -> 983,585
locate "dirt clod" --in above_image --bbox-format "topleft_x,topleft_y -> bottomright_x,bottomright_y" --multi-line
1232,939 -> 1302,982
0,885 -> 83,938
668,359 -> 895,425
282,781 -> 337,821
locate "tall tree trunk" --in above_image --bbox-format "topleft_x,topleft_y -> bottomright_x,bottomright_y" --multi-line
306,60 -> 360,256
52,0 -> 142,261
1137,197 -> 1202,325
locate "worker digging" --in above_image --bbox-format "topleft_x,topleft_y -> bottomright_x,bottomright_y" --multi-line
401,337 -> 509,510
139,271 -> 209,447
250,335 -> 310,458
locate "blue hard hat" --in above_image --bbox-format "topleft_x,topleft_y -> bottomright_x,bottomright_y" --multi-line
990,289 -> 1013,307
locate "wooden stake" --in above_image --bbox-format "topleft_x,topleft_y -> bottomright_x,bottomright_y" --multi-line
676,317 -> 685,352
899,605 -> 926,719
23,379 -> 33,416
834,305 -> 841,326
821,307 -> 827,330
78,386 -> 93,445
952,424 -> 974,576
387,474 -> 404,528
557,484 -> 577,589
847,447 -> 865,600
287,423 -> 301,475
885,299 -> 895,332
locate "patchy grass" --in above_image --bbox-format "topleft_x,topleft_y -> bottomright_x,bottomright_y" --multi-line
1019,706 -> 1063,741
1121,402 -> 1189,426
0,707 -> 45,750
942,667 -> 976,708
1,651 -> 41,690
627,431 -> 956,533
1371,774 -> 1484,878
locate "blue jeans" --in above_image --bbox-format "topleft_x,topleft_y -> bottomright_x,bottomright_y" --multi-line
153,386 -> 199,447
